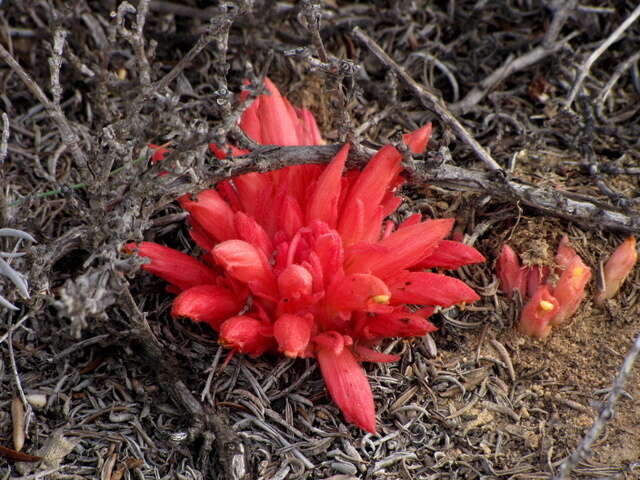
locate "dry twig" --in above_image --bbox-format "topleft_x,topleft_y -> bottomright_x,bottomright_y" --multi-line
564,3 -> 640,109
352,27 -> 502,171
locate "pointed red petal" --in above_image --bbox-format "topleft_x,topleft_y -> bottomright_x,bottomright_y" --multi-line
219,315 -> 275,357
234,211 -> 274,258
279,195 -> 304,240
526,265 -> 550,298
361,310 -> 437,341
596,236 -> 637,304
187,216 -> 217,252
497,244 -> 527,298
239,96 -> 263,143
234,172 -> 273,220
314,230 -> 345,284
273,314 -> 314,358
403,123 -> 432,154
417,240 -> 486,269
179,190 -> 236,243
213,240 -> 277,299
256,78 -> 302,145
353,345 -> 400,363
306,143 -> 349,227
297,108 -> 324,145
551,254 -> 591,325
124,242 -> 219,291
346,219 -> 454,278
171,285 -> 244,330
519,285 -> 558,338
338,144 -> 403,246
555,235 -> 578,272
316,345 -> 377,433
387,270 -> 480,307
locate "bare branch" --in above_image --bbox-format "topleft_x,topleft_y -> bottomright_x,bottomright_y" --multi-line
0,112 -> 9,164
565,3 -> 640,109
352,27 -> 503,172
0,42 -> 90,177
188,144 -> 640,234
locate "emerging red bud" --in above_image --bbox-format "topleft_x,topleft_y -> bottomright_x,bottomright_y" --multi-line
595,236 -> 638,304
497,244 -> 527,298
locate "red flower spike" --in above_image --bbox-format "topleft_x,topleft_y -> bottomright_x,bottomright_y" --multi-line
518,286 -> 559,338
315,343 -> 377,434
387,270 -> 480,307
219,315 -> 275,357
551,254 -> 591,326
497,244 -> 527,298
213,240 -> 277,300
132,80 -> 485,433
171,285 -> 244,330
273,314 -> 314,358
595,236 -> 638,304
123,242 -> 219,291
417,240 -> 486,270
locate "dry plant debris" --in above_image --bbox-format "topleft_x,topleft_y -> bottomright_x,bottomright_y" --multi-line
1,1 -> 639,479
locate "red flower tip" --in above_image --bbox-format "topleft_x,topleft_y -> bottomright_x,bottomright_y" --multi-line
555,235 -> 578,271
497,244 -> 527,298
171,285 -> 244,330
595,236 -> 637,305
219,315 -> 274,357
180,190 -> 237,243
148,142 -> 172,164
551,254 -> 591,326
417,240 -> 486,270
315,342 -> 377,434
125,241 -> 219,291
518,285 -> 559,338
387,270 -> 480,308
403,123 -> 432,154
273,314 -> 314,358
361,310 -> 437,341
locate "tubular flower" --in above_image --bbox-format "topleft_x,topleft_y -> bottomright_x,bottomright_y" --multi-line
595,236 -> 638,304
518,286 -> 559,338
127,79 -> 483,433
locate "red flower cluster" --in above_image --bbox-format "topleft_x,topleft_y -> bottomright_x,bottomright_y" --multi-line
497,236 -> 591,338
125,79 -> 485,433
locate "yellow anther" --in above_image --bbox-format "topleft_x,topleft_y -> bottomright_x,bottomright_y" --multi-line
573,267 -> 584,277
371,294 -> 391,304
539,300 -> 554,311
